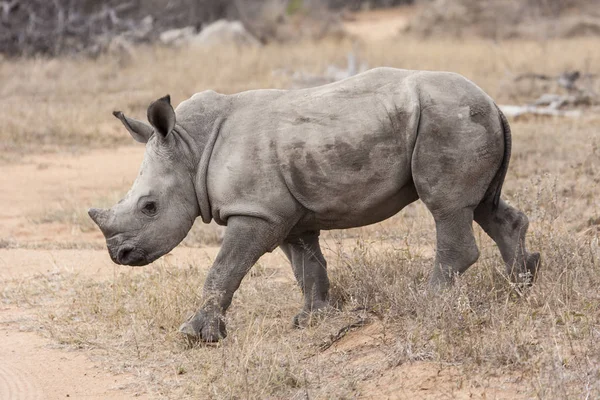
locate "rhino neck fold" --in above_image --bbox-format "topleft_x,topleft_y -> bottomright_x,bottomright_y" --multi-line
196,116 -> 225,224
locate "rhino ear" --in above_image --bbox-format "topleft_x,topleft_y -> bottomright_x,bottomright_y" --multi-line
112,111 -> 154,143
147,95 -> 175,138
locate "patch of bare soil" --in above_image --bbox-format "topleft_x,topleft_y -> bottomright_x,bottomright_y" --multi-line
0,146 -> 151,398
343,6 -> 415,41
0,146 -> 144,248
0,308 -> 147,400
361,362 -> 530,400
318,320 -> 531,399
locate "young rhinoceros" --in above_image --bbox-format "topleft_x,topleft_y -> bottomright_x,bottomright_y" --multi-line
89,67 -> 540,342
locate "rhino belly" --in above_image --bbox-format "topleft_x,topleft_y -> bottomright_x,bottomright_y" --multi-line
303,183 -> 418,230
282,141 -> 415,230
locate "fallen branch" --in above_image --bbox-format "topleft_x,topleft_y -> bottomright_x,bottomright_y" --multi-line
318,317 -> 370,352
514,70 -> 598,92
499,104 -> 582,118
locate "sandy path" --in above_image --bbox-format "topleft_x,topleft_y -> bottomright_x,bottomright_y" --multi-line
1,146 -> 144,247
0,147 -> 143,219
0,146 -> 152,399
0,307 -> 147,400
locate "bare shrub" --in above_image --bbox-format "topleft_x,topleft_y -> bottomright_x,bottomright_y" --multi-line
0,0 -> 363,57
0,0 -> 238,57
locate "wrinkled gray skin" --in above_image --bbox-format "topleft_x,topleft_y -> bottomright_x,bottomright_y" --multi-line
89,68 -> 540,342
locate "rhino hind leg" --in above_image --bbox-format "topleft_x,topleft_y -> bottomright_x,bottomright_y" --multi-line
474,199 -> 540,285
281,231 -> 330,327
427,207 -> 481,288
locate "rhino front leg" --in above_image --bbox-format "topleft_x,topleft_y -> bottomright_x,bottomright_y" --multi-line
280,231 -> 330,327
179,216 -> 284,342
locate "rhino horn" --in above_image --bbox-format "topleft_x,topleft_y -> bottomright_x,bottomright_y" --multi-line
88,208 -> 111,234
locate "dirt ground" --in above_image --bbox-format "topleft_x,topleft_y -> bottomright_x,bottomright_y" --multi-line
1,5 -> 599,400
0,147 -> 144,399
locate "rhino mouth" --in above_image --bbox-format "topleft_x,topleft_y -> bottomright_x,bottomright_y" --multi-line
106,241 -> 149,266
114,245 -> 148,266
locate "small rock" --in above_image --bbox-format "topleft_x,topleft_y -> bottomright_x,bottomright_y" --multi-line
190,20 -> 261,48
159,26 -> 197,46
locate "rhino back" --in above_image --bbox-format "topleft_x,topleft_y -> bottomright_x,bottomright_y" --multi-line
207,68 -> 422,228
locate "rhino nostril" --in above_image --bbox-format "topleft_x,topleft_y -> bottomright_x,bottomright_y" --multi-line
117,246 -> 134,264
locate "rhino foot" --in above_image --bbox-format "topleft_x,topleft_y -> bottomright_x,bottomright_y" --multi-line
510,252 -> 541,295
293,303 -> 335,328
522,252 -> 541,286
179,310 -> 226,343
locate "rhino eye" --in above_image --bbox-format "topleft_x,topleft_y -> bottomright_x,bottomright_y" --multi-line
141,201 -> 158,216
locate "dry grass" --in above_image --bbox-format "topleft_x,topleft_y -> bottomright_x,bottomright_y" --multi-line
4,204 -> 599,397
1,35 -> 600,398
2,36 -> 599,154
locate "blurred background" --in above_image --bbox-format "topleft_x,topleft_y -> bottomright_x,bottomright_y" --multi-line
1,0 -> 599,57
2,0 -> 599,156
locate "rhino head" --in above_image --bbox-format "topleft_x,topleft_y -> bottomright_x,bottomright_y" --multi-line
89,95 -> 200,266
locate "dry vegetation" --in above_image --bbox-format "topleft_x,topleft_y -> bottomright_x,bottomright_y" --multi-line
1,34 -> 600,398
409,0 -> 600,39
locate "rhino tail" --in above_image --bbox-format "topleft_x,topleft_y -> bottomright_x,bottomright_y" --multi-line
485,105 -> 512,210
